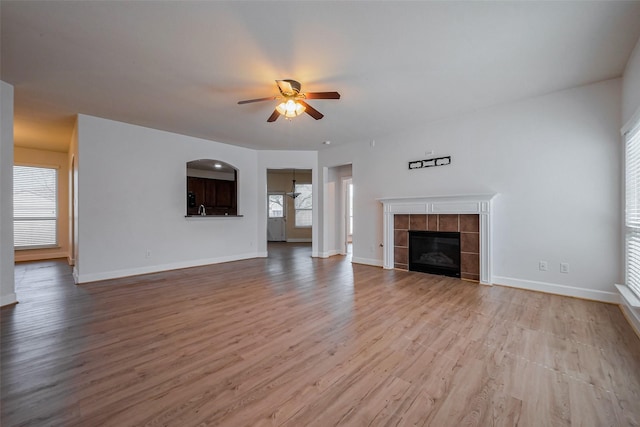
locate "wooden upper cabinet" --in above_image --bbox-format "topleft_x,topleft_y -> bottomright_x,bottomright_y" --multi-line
186,177 -> 237,215
214,179 -> 234,208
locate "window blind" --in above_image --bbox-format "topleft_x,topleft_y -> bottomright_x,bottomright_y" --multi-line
14,165 -> 58,248
625,120 -> 640,298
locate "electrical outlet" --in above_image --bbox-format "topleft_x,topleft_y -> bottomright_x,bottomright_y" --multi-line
560,262 -> 570,273
539,261 -> 548,271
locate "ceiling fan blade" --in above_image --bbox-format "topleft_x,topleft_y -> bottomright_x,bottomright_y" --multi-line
237,97 -> 276,105
267,109 -> 280,122
298,100 -> 324,120
304,91 -> 341,100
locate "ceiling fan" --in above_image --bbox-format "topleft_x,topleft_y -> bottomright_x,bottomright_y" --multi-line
237,79 -> 340,122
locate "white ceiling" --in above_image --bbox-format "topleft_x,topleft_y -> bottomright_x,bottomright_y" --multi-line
2,1 -> 640,153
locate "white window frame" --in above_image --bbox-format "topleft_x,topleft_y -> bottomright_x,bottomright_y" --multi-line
621,111 -> 640,307
294,183 -> 312,228
13,164 -> 59,250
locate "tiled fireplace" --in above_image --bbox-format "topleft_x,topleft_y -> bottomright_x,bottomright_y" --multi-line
394,213 -> 480,280
379,194 -> 496,284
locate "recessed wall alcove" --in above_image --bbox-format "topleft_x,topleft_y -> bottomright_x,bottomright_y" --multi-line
378,194 -> 497,284
186,159 -> 238,216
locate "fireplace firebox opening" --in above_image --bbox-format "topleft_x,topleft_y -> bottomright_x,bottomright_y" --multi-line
408,230 -> 461,278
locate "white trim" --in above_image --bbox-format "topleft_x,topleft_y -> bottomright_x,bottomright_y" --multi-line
352,256 -> 383,267
75,252 -> 263,284
494,276 -> 620,303
286,238 -> 312,243
318,249 -> 341,258
377,194 -> 497,205
619,303 -> 640,338
616,283 -> 640,308
378,193 -> 497,284
0,292 -> 17,307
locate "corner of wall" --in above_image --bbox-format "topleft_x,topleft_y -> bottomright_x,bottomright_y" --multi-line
623,35 -> 640,124
0,80 -> 16,306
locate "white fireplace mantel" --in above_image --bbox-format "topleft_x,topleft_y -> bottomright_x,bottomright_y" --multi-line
378,194 -> 497,284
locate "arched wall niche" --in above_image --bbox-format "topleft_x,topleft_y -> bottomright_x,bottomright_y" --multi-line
186,159 -> 238,216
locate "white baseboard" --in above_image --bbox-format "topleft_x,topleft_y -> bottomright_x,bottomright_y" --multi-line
286,238 -> 312,243
76,252 -> 263,284
493,276 -> 620,304
0,292 -> 17,307
351,257 -> 383,267
317,250 -> 341,259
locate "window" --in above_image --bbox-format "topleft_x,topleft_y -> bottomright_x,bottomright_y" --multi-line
294,183 -> 312,227
268,194 -> 284,218
14,165 -> 58,249
625,117 -> 640,298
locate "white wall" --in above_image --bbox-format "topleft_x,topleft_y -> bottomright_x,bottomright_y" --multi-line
14,147 -> 69,262
623,36 -> 640,125
75,115 -> 260,283
257,151 -> 318,256
319,79 -> 622,302
0,81 -> 16,306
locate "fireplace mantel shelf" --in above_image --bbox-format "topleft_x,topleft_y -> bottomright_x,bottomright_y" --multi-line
377,194 -> 497,204
379,193 -> 497,284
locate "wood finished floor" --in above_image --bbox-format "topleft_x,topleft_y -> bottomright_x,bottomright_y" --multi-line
2,243 -> 640,426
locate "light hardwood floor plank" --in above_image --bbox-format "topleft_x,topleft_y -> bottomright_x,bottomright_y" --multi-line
2,243 -> 640,426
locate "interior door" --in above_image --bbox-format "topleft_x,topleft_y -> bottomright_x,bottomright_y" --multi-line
267,193 -> 286,241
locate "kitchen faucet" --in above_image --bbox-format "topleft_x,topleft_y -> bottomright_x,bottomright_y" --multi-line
198,204 -> 206,216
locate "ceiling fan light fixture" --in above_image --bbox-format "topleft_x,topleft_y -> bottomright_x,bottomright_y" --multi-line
276,99 -> 306,118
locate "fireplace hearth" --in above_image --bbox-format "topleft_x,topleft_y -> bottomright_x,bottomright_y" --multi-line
409,231 -> 461,278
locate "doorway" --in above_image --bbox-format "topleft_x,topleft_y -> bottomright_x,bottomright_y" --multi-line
266,168 -> 313,245
343,177 -> 353,256
325,163 -> 352,258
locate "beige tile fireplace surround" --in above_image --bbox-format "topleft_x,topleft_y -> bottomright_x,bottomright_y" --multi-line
379,194 -> 497,284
